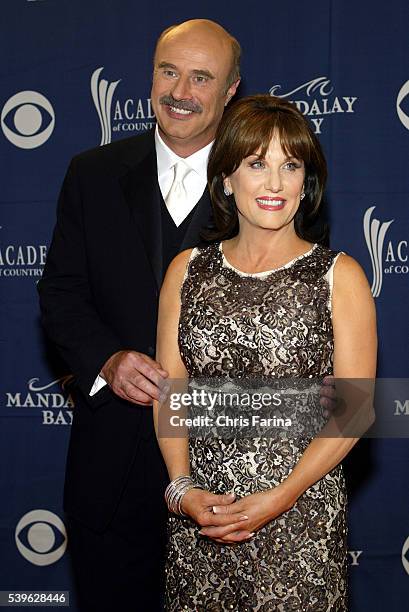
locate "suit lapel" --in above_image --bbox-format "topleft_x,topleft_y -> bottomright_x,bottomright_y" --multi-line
179,188 -> 213,251
119,147 -> 163,290
118,129 -> 214,288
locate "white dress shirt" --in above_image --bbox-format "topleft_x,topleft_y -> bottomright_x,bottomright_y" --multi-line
89,127 -> 213,396
155,125 -> 212,226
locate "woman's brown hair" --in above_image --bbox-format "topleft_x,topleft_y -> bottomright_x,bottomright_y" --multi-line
205,94 -> 328,242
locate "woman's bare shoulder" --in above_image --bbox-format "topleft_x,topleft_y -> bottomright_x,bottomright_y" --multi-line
161,249 -> 196,296
165,248 -> 194,280
333,253 -> 371,294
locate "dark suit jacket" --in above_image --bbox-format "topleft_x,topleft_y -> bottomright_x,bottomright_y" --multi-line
38,129 -> 213,531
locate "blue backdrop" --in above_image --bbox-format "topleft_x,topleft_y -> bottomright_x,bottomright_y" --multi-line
1,1 -> 408,609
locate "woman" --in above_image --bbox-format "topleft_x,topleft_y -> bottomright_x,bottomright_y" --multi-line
154,95 -> 376,611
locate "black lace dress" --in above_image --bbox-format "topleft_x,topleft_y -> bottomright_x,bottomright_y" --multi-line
165,242 -> 347,611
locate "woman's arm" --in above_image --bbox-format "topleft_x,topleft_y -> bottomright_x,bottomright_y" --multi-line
202,254 -> 377,541
154,249 -> 250,532
278,253 -> 377,500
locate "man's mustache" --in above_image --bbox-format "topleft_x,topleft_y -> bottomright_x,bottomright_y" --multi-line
159,95 -> 202,114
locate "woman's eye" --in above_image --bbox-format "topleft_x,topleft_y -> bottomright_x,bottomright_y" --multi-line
283,161 -> 301,171
250,160 -> 265,169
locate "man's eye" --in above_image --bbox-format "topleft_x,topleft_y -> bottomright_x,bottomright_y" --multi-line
193,75 -> 208,84
164,70 -> 177,78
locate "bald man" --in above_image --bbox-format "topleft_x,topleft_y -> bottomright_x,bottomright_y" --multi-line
38,20 -> 241,612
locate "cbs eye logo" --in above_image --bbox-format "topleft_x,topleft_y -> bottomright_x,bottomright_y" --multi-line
15,509 -> 67,566
397,80 -> 409,131
403,535 -> 409,576
1,91 -> 55,149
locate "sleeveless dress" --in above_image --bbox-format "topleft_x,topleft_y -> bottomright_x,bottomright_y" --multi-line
165,242 -> 347,612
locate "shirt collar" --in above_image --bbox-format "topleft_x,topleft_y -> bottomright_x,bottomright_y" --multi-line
155,124 -> 213,181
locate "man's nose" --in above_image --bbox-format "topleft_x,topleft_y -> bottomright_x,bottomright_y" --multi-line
170,76 -> 192,100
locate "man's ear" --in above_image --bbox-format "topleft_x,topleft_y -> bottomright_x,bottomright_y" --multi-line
225,78 -> 241,106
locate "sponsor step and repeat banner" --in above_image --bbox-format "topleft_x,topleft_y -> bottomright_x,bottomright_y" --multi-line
1,1 -> 408,609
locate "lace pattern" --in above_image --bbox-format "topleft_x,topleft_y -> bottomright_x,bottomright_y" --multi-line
165,242 -> 347,611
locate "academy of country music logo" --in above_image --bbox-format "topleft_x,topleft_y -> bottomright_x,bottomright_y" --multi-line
0,226 -> 47,279
1,90 -> 55,149
269,77 -> 358,135
91,67 -> 155,145
15,509 -> 67,566
6,376 -> 74,425
396,79 -> 409,130
363,206 -> 408,297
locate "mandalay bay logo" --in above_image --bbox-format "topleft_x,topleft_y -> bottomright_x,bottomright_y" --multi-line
269,77 -> 358,134
363,206 -> 408,297
6,376 -> 75,425
91,67 -> 155,145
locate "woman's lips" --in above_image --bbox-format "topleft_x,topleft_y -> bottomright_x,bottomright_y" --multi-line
255,197 -> 286,211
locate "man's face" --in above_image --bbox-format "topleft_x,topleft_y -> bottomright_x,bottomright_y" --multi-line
151,27 -> 239,157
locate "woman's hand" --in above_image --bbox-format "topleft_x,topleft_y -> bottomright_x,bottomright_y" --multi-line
181,488 -> 251,535
198,484 -> 297,543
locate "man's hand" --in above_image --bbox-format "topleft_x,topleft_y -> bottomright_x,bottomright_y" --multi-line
101,350 -> 168,405
181,489 -> 251,540
320,375 -> 337,418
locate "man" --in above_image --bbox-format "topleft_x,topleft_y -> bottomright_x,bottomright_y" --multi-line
38,19 -> 241,612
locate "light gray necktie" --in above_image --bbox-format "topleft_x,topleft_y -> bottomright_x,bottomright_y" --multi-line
165,160 -> 192,226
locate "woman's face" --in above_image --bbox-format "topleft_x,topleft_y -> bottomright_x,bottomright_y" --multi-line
224,133 -> 305,234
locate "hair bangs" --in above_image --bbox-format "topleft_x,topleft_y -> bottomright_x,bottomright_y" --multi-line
275,111 -> 315,165
227,106 -> 315,172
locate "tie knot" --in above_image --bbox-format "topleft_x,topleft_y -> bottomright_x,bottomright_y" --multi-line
165,160 -> 192,215
164,159 -> 198,227
173,160 -> 191,182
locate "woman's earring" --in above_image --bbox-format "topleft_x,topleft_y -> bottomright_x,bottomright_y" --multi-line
300,191 -> 305,200
224,185 -> 232,196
